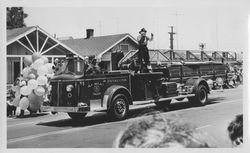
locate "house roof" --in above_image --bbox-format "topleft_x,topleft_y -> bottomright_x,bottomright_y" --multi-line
61,33 -> 138,57
7,26 -> 36,43
6,26 -> 85,59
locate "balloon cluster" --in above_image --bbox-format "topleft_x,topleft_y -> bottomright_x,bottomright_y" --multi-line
11,52 -> 54,112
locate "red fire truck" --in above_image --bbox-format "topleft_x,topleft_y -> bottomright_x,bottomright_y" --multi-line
42,51 -> 228,120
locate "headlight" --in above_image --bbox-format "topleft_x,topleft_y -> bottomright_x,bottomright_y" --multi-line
66,84 -> 74,92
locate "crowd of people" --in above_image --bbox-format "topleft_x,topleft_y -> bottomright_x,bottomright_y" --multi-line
225,64 -> 243,88
7,56 -> 58,118
7,74 -> 46,118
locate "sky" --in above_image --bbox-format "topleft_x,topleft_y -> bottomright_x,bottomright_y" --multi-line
10,0 -> 250,52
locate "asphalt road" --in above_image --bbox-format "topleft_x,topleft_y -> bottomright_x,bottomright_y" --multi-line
7,85 -> 243,148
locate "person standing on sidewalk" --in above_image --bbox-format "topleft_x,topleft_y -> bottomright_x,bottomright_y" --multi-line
137,28 -> 154,73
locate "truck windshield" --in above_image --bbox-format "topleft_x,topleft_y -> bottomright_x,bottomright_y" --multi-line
55,58 -> 84,75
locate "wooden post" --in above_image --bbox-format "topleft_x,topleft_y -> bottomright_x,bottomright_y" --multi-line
40,36 -> 49,53
20,56 -> 23,70
36,28 -> 39,52
186,51 -> 190,61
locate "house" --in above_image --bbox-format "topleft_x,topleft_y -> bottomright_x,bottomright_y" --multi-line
6,26 -> 83,84
61,29 -> 138,71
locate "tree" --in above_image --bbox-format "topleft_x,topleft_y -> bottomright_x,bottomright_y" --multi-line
7,7 -> 28,29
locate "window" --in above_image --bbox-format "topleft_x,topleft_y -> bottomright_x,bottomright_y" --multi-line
120,44 -> 129,52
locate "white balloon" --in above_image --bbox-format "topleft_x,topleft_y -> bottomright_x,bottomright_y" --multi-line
37,76 -> 48,85
34,86 -> 46,96
20,86 -> 32,96
32,58 -> 44,70
41,56 -> 49,64
19,97 -> 30,110
28,73 -> 36,79
28,79 -> 38,89
37,65 -> 48,76
22,67 -> 31,78
32,52 -> 42,62
24,56 -> 33,67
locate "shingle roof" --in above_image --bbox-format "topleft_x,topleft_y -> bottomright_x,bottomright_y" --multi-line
61,33 -> 136,57
7,26 -> 35,42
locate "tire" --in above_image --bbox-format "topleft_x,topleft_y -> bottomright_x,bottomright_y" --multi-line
68,112 -> 87,120
154,100 -> 171,108
107,94 -> 129,121
188,85 -> 208,106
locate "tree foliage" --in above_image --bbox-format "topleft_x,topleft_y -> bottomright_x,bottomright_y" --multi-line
7,7 -> 28,29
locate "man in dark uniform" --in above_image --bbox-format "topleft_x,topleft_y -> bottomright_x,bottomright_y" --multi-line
137,28 -> 154,72
137,28 -> 159,100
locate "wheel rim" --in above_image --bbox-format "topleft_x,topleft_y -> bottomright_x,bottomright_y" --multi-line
199,89 -> 207,103
114,98 -> 126,117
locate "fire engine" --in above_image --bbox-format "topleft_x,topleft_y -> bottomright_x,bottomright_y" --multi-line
42,50 -> 232,120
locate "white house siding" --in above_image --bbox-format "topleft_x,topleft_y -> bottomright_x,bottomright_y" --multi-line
101,38 -> 138,71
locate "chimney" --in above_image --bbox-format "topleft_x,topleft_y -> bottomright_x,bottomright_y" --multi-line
86,29 -> 94,38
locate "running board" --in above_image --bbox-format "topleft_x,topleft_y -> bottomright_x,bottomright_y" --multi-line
133,94 -> 195,105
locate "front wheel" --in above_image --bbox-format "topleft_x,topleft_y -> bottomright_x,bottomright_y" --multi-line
68,112 -> 87,120
188,84 -> 208,106
107,94 -> 129,121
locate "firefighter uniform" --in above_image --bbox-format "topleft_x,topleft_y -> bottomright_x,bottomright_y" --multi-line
137,28 -> 153,72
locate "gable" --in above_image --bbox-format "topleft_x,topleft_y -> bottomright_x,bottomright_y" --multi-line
7,26 -> 84,59
100,37 -> 138,61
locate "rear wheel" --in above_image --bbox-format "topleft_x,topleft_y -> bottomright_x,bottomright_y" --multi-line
154,100 -> 171,108
107,94 -> 129,121
68,112 -> 87,120
188,84 -> 208,106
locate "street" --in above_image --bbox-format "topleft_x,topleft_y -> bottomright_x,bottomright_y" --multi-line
7,85 -> 243,148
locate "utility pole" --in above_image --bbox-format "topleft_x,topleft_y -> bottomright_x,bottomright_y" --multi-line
172,11 -> 183,49
199,43 -> 206,51
168,26 -> 176,62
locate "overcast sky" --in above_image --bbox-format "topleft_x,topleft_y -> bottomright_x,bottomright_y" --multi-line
20,0 -> 249,52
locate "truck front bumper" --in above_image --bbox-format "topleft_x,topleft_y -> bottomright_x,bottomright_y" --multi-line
41,106 -> 90,113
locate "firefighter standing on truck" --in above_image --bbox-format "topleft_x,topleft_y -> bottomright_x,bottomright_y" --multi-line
137,28 -> 154,72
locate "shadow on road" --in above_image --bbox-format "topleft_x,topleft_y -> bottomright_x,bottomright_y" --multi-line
37,96 -> 225,128
14,112 -> 49,119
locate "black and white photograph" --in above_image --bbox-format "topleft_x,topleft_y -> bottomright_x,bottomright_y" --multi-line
0,0 -> 249,151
